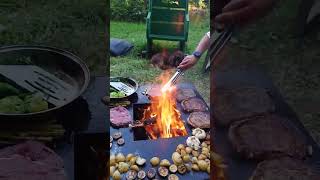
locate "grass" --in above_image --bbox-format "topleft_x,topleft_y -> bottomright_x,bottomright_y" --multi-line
110,13 -> 210,104
0,0 -> 107,75
218,0 -> 320,143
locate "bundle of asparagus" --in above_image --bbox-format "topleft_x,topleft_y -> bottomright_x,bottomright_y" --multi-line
101,95 -> 131,108
0,120 -> 65,145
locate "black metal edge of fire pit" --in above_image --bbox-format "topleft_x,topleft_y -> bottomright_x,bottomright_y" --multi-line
211,66 -> 320,180
74,132 -> 107,180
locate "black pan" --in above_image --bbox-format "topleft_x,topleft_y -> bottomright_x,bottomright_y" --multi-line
110,76 -> 138,99
0,45 -> 90,121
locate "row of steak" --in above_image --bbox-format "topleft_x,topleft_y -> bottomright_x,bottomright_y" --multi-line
212,86 -> 320,180
176,88 -> 210,129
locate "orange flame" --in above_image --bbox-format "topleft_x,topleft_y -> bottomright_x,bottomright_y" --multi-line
143,71 -> 187,139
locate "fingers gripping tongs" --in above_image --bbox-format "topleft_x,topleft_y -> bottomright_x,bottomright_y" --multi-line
161,69 -> 184,92
202,25 -> 235,73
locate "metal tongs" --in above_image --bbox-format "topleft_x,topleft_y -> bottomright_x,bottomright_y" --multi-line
202,25 -> 235,72
161,68 -> 184,92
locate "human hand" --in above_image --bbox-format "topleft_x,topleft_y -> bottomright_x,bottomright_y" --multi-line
215,0 -> 277,26
177,55 -> 198,70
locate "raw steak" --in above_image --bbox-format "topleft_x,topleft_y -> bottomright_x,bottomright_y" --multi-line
176,88 -> 196,102
181,98 -> 208,112
212,87 -> 275,126
187,111 -> 210,128
110,106 -> 132,127
250,157 -> 320,180
0,141 -> 66,180
228,114 -> 307,160
0,140 -> 64,167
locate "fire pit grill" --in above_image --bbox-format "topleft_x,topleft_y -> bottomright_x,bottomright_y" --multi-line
131,102 -> 188,141
110,83 -> 210,180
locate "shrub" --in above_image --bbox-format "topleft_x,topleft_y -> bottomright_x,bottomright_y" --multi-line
111,0 -> 147,22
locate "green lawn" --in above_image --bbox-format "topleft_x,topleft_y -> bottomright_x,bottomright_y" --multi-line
110,14 -> 210,104
0,0 -> 107,75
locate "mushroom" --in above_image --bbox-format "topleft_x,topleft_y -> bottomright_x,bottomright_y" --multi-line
186,136 -> 201,150
136,156 -> 146,166
192,128 -> 206,140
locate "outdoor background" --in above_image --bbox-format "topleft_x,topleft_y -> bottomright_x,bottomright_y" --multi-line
110,0 -> 320,144
110,0 -> 210,104
0,0 -> 107,75
215,0 -> 320,143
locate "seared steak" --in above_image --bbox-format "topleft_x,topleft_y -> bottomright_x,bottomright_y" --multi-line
187,111 -> 210,129
0,141 -> 66,180
181,98 -> 208,112
213,87 -> 275,126
228,114 -> 307,160
176,88 -> 196,102
110,106 -> 132,127
250,157 -> 320,180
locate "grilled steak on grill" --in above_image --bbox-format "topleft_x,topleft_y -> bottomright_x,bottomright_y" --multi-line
213,87 -> 275,126
250,157 -> 320,180
181,97 -> 208,112
176,88 -> 196,102
0,141 -> 66,180
228,114 -> 307,160
187,111 -> 210,129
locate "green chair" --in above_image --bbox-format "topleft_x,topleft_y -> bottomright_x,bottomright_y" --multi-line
146,0 -> 189,56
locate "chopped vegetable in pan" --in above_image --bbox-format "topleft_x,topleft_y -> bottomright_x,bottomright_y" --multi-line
110,91 -> 126,98
0,82 -> 49,113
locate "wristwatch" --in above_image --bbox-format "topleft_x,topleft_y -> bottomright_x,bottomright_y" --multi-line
192,51 -> 202,59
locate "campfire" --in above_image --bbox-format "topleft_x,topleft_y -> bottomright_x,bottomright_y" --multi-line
133,72 -> 188,140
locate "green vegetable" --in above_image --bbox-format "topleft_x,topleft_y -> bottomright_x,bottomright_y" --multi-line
0,82 -> 19,98
24,94 -> 48,113
110,91 -> 126,98
0,93 -> 48,114
0,96 -> 24,113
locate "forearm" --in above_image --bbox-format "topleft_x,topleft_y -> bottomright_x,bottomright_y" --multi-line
195,34 -> 210,54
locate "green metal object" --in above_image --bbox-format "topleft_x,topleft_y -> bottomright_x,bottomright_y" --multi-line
146,0 -> 189,56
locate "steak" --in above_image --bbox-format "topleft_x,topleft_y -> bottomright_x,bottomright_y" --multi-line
187,111 -> 210,129
181,97 -> 208,112
176,88 -> 196,102
228,114 -> 307,160
212,87 -> 275,126
250,157 -> 320,180
0,141 -> 66,180
110,106 -> 132,127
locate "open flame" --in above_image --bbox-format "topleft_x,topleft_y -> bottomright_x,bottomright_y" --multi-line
143,72 -> 187,139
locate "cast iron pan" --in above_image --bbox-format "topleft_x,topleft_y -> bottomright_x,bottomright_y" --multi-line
0,45 -> 90,121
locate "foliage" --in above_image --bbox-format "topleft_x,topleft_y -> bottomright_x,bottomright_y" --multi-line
0,0 -> 107,74
110,0 -> 208,22
111,0 -> 147,22
189,0 -> 208,9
